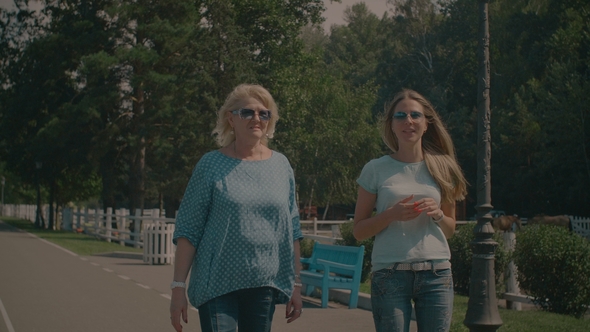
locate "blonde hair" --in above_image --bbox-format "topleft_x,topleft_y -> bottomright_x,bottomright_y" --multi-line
382,89 -> 467,203
212,84 -> 279,147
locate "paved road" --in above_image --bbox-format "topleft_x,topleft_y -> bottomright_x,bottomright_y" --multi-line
0,220 -> 376,331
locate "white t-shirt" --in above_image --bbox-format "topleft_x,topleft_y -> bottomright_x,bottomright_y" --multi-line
357,155 -> 451,272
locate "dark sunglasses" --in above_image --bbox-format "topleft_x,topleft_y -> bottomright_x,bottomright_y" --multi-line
392,111 -> 424,121
231,108 -> 272,121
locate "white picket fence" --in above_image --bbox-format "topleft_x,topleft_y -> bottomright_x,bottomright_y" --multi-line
1,204 -> 48,223
570,216 -> 590,240
300,218 -> 349,244
0,205 -> 175,264
61,207 -> 176,265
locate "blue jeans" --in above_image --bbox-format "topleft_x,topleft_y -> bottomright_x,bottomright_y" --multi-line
198,287 -> 277,332
371,265 -> 453,332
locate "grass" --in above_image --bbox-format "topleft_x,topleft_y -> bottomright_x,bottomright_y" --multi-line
359,278 -> 589,331
1,216 -> 143,256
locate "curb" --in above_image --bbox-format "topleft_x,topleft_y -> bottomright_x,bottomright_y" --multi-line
93,251 -> 144,260
301,288 -> 372,310
329,289 -> 372,310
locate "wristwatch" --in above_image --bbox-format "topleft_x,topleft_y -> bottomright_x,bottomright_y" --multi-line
170,281 -> 187,289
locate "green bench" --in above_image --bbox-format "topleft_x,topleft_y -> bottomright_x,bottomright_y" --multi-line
300,242 -> 365,309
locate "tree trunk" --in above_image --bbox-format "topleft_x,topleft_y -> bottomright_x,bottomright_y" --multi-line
100,150 -> 118,212
164,195 -> 180,219
48,180 -> 55,230
128,81 -> 146,225
322,200 -> 330,221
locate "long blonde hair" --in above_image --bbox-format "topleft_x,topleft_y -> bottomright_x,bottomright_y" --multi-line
382,89 -> 467,203
212,84 -> 279,147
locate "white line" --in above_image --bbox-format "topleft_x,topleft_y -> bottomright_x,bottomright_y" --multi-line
160,294 -> 171,300
118,275 -> 130,280
103,268 -> 113,273
0,298 -> 16,332
80,257 -> 88,261
91,262 -> 100,267
136,283 -> 150,289
26,233 -> 78,257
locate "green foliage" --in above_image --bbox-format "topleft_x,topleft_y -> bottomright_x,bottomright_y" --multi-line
447,223 -> 510,296
513,225 -> 590,318
299,237 -> 315,258
334,221 -> 373,282
2,0 -> 590,220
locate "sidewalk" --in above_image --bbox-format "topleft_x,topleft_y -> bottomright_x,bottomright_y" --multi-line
88,251 -> 383,331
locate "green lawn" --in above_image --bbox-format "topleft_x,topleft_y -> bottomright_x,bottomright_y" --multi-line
1,217 -> 142,256
360,276 -> 589,331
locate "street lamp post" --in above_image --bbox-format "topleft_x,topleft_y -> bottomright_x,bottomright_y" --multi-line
464,1 -> 503,331
34,161 -> 44,228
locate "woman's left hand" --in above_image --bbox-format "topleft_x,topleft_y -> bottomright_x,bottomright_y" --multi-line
413,198 -> 443,220
285,288 -> 303,323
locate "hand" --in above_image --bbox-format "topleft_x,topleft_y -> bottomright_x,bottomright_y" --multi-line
390,195 -> 421,221
413,197 -> 443,220
285,288 -> 303,323
170,288 -> 188,332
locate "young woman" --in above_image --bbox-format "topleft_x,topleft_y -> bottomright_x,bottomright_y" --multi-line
169,84 -> 303,332
354,89 -> 467,332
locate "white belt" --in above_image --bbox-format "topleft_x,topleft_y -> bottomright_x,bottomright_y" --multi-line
390,261 -> 451,271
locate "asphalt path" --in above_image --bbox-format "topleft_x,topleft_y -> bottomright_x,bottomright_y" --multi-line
0,220 -> 376,332
0,221 -> 176,332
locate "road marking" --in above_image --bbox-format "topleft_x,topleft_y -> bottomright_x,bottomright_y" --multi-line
0,298 -> 16,332
118,275 -> 130,280
103,268 -> 113,273
80,257 -> 88,261
91,262 -> 100,266
136,283 -> 151,289
26,233 -> 78,257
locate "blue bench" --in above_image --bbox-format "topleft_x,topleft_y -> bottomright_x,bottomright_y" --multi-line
300,242 -> 365,309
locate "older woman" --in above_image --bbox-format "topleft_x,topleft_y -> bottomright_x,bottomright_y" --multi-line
354,89 -> 467,332
170,84 -> 303,332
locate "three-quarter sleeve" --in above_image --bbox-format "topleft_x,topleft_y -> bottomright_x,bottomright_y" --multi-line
173,160 -> 212,248
288,165 -> 303,241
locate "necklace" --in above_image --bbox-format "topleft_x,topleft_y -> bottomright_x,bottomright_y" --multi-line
233,141 -> 263,160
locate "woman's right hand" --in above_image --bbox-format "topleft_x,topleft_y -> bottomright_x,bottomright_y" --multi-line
170,288 -> 188,332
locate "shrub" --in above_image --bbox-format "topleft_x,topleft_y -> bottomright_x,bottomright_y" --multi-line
447,223 -> 510,296
299,237 -> 314,258
335,221 -> 374,282
513,224 -> 590,318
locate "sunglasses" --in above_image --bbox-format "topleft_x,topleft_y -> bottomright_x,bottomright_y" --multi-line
231,108 -> 272,121
392,111 -> 424,121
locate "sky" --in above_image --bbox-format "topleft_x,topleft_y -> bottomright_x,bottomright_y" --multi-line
0,0 -> 391,31
322,0 -> 390,31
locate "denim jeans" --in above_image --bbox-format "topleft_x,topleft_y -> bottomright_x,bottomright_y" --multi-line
198,287 -> 277,332
371,265 -> 453,332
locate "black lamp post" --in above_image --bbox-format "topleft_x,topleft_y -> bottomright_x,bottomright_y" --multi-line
34,161 -> 44,228
463,1 -> 503,331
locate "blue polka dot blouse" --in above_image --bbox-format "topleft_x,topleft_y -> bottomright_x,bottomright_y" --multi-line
173,150 -> 302,308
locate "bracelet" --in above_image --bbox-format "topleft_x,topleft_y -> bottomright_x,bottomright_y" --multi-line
431,213 -> 444,223
294,282 -> 303,288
